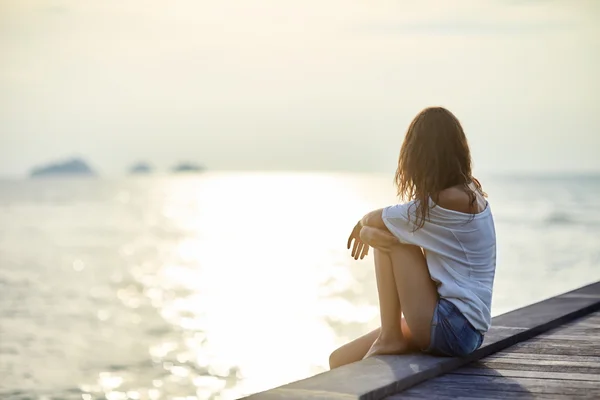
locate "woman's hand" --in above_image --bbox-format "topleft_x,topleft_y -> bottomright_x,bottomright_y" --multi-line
347,216 -> 400,260
347,222 -> 369,260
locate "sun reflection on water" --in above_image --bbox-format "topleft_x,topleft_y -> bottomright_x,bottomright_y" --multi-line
141,173 -> 384,396
74,173 -> 385,399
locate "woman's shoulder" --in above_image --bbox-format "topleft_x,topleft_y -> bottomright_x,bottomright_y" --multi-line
437,186 -> 482,214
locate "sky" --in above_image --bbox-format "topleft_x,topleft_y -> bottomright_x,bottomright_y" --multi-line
1,0 -> 599,176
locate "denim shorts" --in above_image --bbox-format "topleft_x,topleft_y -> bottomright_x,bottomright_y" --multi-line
424,298 -> 484,357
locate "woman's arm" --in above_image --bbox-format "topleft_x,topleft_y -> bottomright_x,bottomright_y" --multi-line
359,226 -> 399,251
347,208 -> 398,260
359,208 -> 388,230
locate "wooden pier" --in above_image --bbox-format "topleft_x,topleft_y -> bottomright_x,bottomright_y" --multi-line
246,281 -> 600,400
388,309 -> 600,399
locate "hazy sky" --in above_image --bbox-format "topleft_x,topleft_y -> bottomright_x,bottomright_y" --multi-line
1,0 -> 599,176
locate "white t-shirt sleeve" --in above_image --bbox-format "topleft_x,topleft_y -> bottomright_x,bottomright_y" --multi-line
382,200 -> 426,246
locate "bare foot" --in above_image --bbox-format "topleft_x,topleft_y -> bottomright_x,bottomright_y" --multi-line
363,335 -> 410,359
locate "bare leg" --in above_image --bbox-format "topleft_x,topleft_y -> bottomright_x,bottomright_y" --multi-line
330,328 -> 380,369
365,245 -> 438,357
329,318 -> 416,369
363,249 -> 410,357
390,245 -> 438,349
329,245 -> 437,367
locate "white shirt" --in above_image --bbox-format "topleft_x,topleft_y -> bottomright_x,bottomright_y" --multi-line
382,195 -> 496,333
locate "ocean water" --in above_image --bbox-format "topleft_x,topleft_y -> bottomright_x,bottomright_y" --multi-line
1,172 -> 599,400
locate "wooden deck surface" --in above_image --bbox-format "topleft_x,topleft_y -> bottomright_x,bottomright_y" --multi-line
387,310 -> 600,399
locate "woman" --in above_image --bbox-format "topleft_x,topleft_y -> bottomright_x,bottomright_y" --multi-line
329,107 -> 496,368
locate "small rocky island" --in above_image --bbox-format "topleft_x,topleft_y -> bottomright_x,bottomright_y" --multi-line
129,162 -> 153,174
30,158 -> 97,178
171,162 -> 204,173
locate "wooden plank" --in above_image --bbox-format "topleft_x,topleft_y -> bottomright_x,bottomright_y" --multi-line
571,322 -> 600,329
454,367 -> 600,382
538,313 -> 600,332
389,374 -> 600,398
529,336 -> 600,345
485,352 -> 600,363
477,357 -> 600,369
511,337 -> 600,349
469,360 -> 600,375
556,319 -> 600,327
390,393 -> 521,400
390,388 -> 579,399
431,373 -> 600,394
579,314 -> 600,323
504,339 -> 600,356
544,311 -> 600,328
532,334 -> 600,341
550,324 -> 600,335
506,343 -> 600,357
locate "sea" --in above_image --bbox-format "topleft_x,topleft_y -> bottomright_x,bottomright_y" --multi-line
1,172 -> 599,400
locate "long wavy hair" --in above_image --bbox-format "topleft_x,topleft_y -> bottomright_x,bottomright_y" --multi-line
395,107 -> 485,230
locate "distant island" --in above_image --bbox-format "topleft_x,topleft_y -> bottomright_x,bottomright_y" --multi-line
171,162 -> 205,173
30,158 -> 97,178
129,162 -> 153,174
